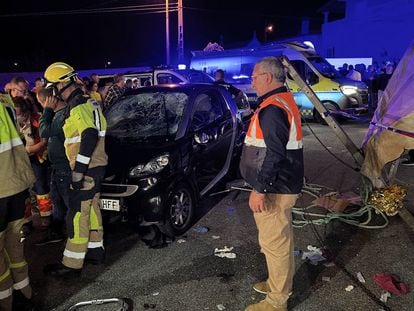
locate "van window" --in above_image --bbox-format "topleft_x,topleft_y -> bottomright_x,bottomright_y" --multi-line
289,60 -> 318,85
157,73 -> 183,84
308,57 -> 340,79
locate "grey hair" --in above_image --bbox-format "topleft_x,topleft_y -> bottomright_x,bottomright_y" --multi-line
256,56 -> 286,83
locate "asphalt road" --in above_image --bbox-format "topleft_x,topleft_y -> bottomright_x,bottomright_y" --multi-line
25,120 -> 414,311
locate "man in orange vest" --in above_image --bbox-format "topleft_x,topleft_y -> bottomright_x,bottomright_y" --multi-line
240,57 -> 304,311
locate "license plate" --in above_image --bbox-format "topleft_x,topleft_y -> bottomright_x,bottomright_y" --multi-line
100,198 -> 120,211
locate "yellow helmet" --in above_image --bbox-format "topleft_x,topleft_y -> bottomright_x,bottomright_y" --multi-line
44,62 -> 77,84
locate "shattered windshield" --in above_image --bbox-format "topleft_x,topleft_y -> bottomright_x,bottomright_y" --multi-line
105,91 -> 188,141
308,56 -> 340,79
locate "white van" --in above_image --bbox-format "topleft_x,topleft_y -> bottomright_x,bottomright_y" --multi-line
190,41 -> 369,122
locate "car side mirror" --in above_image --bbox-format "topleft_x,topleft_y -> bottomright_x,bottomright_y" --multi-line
194,132 -> 209,145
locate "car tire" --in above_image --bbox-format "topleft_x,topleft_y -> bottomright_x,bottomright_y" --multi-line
165,182 -> 196,236
313,101 -> 341,125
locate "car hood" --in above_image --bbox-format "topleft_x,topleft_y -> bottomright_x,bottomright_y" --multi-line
105,136 -> 179,176
333,77 -> 368,89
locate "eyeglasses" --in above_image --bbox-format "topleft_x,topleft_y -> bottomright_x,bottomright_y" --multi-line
251,72 -> 269,80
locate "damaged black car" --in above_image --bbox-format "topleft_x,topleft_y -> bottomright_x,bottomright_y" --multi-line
100,84 -> 250,239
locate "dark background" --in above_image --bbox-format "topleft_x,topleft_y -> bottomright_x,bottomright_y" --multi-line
0,0 -> 328,72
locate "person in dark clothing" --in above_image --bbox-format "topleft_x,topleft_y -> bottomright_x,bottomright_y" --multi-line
43,62 -> 107,278
37,88 -> 70,245
240,57 -> 303,311
214,69 -> 243,99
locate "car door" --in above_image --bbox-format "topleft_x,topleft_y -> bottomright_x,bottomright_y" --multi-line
189,89 -> 236,195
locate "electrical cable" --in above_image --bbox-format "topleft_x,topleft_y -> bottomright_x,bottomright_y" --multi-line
302,118 -> 360,172
0,4 -> 178,18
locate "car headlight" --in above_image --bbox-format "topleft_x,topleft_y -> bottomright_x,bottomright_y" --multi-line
340,85 -> 358,96
129,154 -> 169,177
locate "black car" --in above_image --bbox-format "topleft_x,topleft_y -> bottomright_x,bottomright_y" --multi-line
100,84 -> 250,237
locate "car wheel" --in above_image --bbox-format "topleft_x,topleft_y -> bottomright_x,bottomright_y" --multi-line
313,101 -> 340,125
165,182 -> 195,236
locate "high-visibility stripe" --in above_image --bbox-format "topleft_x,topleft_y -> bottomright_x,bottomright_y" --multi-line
0,137 -> 23,153
93,109 -> 101,130
76,154 -> 91,165
0,288 -> 12,299
88,241 -> 104,249
244,136 -> 266,147
246,93 -> 302,150
13,277 -> 29,290
63,249 -> 86,260
65,131 -> 106,144
9,261 -> 27,269
0,270 -> 10,283
39,210 -> 53,217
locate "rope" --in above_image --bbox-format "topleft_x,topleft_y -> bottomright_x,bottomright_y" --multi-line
294,182 -> 389,229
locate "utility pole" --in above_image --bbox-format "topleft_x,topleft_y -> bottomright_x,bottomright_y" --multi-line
165,0 -> 170,65
177,0 -> 184,63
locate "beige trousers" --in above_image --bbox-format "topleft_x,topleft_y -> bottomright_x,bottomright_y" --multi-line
253,193 -> 298,308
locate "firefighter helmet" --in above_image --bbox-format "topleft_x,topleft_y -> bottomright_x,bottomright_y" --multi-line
44,62 -> 77,84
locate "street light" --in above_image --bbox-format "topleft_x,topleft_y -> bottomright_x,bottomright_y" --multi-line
264,23 -> 274,43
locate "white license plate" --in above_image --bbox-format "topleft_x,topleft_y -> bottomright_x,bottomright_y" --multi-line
100,198 -> 120,211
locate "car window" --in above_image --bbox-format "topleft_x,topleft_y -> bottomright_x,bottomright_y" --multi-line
191,91 -> 225,128
105,91 -> 188,141
157,73 -> 183,84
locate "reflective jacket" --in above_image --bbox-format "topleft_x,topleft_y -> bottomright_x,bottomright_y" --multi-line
0,94 -> 35,198
240,88 -> 304,194
63,89 -> 107,176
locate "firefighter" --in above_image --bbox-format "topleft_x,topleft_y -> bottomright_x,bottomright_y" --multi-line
0,93 -> 36,310
42,62 -> 107,278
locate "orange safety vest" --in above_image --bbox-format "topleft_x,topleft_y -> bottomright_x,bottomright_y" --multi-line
245,92 -> 303,150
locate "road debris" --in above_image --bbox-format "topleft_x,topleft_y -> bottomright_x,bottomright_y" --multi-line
176,239 -> 186,243
345,285 -> 354,292
322,276 -> 331,282
212,235 -> 220,239
214,246 -> 236,259
193,226 -> 209,233
356,272 -> 366,283
217,303 -> 226,310
373,273 -> 409,295
302,245 -> 326,265
380,291 -> 391,303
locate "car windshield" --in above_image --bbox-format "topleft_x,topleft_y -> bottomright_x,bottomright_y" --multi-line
105,91 -> 188,141
178,70 -> 215,83
308,56 -> 340,79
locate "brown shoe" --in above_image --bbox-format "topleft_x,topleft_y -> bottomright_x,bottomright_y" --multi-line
245,300 -> 287,311
253,281 -> 270,294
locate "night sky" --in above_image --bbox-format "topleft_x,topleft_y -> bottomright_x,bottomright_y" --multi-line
0,0 -> 328,72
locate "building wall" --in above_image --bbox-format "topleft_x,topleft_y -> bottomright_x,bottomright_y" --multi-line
321,0 -> 414,63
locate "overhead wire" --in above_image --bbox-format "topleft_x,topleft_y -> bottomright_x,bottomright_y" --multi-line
0,3 -> 178,18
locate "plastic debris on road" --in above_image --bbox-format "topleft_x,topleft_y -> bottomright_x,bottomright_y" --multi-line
214,246 -> 236,259
152,292 -> 159,296
217,304 -> 226,310
373,273 -> 409,295
345,285 -> 354,292
312,191 -> 361,213
323,262 -> 336,267
176,239 -> 186,243
302,245 -> 326,265
380,291 -> 391,303
212,235 -> 220,239
294,247 -> 301,257
357,272 -> 366,283
193,226 -> 209,233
